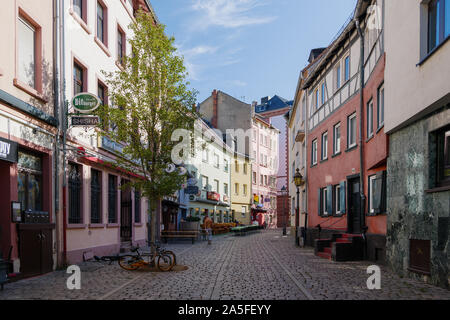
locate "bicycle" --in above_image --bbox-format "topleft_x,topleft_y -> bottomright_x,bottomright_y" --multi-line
118,245 -> 175,272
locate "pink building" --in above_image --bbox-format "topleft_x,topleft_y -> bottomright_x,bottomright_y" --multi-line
251,115 -> 279,227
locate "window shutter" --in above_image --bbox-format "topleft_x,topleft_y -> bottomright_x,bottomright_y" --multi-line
340,181 -> 346,214
318,188 -> 322,216
327,185 -> 333,215
373,172 -> 383,214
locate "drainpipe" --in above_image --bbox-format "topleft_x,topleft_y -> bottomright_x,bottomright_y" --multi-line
53,0 -> 61,268
61,0 -> 68,266
355,20 -> 368,247
303,84 -> 309,247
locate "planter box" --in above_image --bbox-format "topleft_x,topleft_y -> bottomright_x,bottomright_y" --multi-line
180,221 -> 200,231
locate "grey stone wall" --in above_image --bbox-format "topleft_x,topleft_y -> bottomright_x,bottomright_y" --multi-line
386,107 -> 450,289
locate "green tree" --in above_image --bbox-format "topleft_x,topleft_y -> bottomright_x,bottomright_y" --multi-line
98,10 -> 197,258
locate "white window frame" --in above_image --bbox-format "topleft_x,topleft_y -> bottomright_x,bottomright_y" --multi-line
312,139 -> 318,165
335,185 -> 341,215
334,123 -> 341,154
369,175 -> 377,214
322,132 -> 328,160
348,113 -> 357,148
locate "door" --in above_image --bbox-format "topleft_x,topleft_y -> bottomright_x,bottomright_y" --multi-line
348,178 -> 362,234
19,229 -> 42,276
40,228 -> 53,273
120,180 -> 132,241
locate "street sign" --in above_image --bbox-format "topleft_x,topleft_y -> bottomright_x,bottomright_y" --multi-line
72,93 -> 100,114
71,116 -> 100,126
185,186 -> 199,195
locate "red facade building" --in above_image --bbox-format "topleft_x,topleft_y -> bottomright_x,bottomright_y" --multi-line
303,0 -> 388,263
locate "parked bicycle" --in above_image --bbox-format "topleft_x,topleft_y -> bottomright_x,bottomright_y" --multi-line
118,245 -> 176,272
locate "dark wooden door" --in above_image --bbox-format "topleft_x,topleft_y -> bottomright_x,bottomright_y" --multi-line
348,179 -> 362,234
40,228 -> 53,273
19,229 -> 42,276
121,181 -> 132,241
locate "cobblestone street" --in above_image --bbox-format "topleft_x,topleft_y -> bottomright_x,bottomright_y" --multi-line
1,229 -> 449,300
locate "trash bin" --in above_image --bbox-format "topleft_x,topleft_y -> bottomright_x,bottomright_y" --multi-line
0,259 -> 8,290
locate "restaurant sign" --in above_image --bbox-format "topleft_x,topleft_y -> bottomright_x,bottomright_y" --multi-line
72,93 -> 100,114
71,116 -> 100,126
207,192 -> 220,202
0,137 -> 18,163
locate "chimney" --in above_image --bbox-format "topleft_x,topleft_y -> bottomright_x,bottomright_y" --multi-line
212,90 -> 218,128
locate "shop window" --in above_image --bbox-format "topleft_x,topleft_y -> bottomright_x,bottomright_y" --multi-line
18,151 -> 42,212
68,163 -> 82,224
90,169 -> 102,223
108,175 -> 117,223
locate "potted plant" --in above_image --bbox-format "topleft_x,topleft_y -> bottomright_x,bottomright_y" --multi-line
181,216 -> 201,231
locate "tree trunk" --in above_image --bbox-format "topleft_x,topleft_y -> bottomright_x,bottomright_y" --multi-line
149,196 -> 161,266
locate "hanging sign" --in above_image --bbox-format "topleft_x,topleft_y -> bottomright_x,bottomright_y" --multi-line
72,93 -> 100,114
71,116 -> 100,126
0,137 -> 18,163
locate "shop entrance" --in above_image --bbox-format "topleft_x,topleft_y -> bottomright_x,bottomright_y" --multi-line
120,180 -> 132,241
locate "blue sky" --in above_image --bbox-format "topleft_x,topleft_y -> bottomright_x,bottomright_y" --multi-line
151,0 -> 357,104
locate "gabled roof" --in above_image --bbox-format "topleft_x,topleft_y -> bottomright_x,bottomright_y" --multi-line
255,95 -> 293,114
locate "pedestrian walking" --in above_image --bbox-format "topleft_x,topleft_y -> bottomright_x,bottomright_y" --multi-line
204,214 -> 213,245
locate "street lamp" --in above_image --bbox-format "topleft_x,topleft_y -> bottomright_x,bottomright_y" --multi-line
294,169 -> 305,246
281,186 -> 287,236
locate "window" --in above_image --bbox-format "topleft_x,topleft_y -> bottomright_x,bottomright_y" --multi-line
322,132 -> 328,160
117,27 -> 125,65
334,123 -> 341,154
243,184 -> 248,196
214,154 -> 219,168
96,1 -> 107,45
264,175 -> 268,186
334,185 -> 341,215
73,62 -> 85,95
224,183 -> 229,196
224,159 -> 229,172
202,149 -> 208,162
18,16 -> 36,88
260,174 -> 264,186
318,187 -> 331,216
73,0 -> 83,17
264,155 -> 268,167
68,163 -> 82,224
242,206 -> 247,218
235,160 -> 239,172
108,175 -> 117,223
292,161 -> 296,180
214,180 -> 219,193
312,139 -> 318,165
201,175 -> 209,190
348,113 -> 357,148
377,84 -> 384,129
90,169 -> 102,224
428,0 -> 450,53
315,89 -> 319,110
243,163 -> 248,175
336,64 -> 341,90
235,183 -> 239,195
17,151 -> 42,213
368,171 -> 387,215
253,172 -> 257,184
344,56 -> 350,81
436,126 -> 450,187
134,190 -> 141,223
321,82 -> 326,105
98,81 -> 108,129
367,99 -> 374,138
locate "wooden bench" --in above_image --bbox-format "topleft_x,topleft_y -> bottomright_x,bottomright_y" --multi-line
161,231 -> 199,244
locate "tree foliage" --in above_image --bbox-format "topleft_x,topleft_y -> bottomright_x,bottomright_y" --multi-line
98,10 -> 198,206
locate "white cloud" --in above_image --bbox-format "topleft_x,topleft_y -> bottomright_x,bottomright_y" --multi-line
182,45 -> 219,57
191,0 -> 277,30
229,80 -> 247,87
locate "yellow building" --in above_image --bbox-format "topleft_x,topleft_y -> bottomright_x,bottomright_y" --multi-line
230,152 -> 253,225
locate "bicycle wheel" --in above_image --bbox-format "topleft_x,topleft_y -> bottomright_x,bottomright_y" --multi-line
162,250 -> 177,266
157,254 -> 174,272
118,255 -> 140,271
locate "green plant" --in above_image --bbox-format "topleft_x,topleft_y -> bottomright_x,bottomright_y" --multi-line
185,216 -> 200,222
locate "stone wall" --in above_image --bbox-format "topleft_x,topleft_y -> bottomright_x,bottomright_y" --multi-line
386,106 -> 450,289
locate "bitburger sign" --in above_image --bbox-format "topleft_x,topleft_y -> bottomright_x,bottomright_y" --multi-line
0,137 -> 18,163
72,93 -> 100,114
